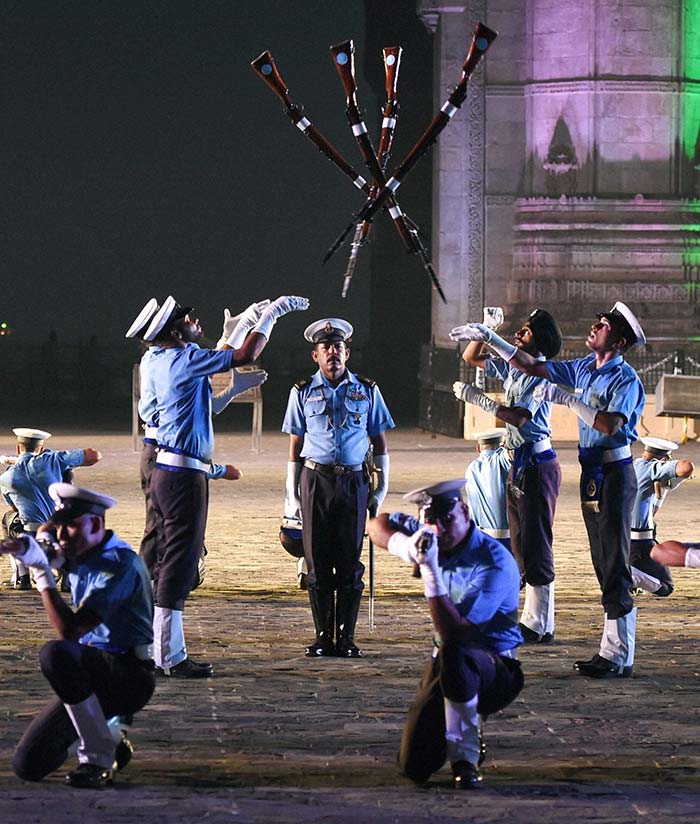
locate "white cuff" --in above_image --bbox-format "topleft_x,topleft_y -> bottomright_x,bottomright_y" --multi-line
685,547 -> 700,568
420,563 -> 448,599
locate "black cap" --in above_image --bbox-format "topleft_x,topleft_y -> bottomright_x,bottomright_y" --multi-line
526,309 -> 562,359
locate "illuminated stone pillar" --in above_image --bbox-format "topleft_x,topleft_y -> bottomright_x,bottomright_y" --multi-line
508,0 -> 700,336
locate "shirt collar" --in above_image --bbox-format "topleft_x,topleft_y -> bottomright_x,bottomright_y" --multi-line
310,368 -> 354,389
586,353 -> 624,375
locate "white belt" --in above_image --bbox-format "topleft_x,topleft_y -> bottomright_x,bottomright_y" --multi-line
632,529 -> 654,540
532,438 -> 552,454
144,426 -> 158,440
602,445 -> 631,463
156,451 -> 210,473
482,527 -> 510,539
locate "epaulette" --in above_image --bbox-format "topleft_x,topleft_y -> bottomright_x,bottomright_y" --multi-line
354,374 -> 376,388
294,377 -> 312,391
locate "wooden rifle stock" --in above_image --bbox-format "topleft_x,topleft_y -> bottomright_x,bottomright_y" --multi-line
251,50 -> 373,194
330,40 -> 446,300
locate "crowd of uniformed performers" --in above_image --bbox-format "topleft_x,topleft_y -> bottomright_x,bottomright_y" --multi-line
1,297 -> 697,791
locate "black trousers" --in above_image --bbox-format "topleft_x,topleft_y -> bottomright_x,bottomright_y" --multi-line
150,467 -> 208,610
581,461 -> 636,619
507,458 -> 561,586
398,643 -> 524,783
13,640 -> 155,782
300,466 -> 368,594
630,537 -> 674,596
138,442 -> 158,574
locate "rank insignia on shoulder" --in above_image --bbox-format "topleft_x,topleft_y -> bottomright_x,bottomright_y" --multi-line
294,378 -> 312,391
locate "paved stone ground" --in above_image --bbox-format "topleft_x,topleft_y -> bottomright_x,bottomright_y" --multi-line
1,429 -> 699,823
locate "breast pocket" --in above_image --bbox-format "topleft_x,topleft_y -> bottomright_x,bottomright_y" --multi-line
304,398 -> 330,433
345,397 -> 369,428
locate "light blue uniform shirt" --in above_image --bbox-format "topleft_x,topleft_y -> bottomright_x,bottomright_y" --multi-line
546,353 -> 645,449
389,513 -> 522,653
632,457 -> 683,531
485,356 -> 552,449
144,343 -> 233,461
1,449 -> 85,526
465,448 -> 511,532
282,369 -> 395,465
72,531 -> 154,654
137,347 -> 158,433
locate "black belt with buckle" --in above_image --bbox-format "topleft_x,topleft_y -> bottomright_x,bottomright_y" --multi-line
303,459 -> 363,476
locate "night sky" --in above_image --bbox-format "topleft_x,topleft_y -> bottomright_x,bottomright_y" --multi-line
3,1 -> 433,354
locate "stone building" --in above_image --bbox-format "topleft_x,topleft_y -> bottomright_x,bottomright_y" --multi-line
416,0 -> 700,434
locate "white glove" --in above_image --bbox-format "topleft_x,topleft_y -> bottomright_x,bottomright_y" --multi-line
387,527 -> 437,565
368,454 -> 390,513
219,300 -> 271,348
453,381 -> 499,416
0,455 -> 15,465
544,383 -> 597,429
417,539 -> 448,599
284,461 -> 303,522
211,368 -> 268,414
16,535 -> 57,592
450,322 -> 517,362
253,295 -> 310,340
483,306 -> 504,330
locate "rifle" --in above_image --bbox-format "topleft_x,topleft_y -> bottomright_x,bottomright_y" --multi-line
326,23 -> 497,258
329,41 -> 445,301
251,49 -> 445,300
340,45 -> 401,298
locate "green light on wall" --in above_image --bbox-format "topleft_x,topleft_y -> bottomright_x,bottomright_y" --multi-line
682,1 -> 700,160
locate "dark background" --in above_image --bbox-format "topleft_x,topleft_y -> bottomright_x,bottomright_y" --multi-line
1,1 -> 433,429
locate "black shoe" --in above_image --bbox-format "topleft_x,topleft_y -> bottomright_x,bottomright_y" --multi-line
14,574 -> 31,591
452,760 -> 483,789
336,641 -> 363,658
114,734 -> 133,770
156,657 -> 214,678
574,654 -> 633,678
305,640 -> 335,657
65,763 -> 114,789
519,623 -> 554,644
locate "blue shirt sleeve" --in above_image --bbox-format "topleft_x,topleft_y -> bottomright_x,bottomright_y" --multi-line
183,346 -> 234,379
366,384 -> 395,437
77,558 -> 140,623
545,358 -> 580,388
281,386 -> 306,436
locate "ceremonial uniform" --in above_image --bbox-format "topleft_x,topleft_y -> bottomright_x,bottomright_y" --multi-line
547,339 -> 645,675
1,428 -> 88,588
377,481 -> 523,788
10,485 -> 155,788
140,293 -> 304,676
630,437 -> 691,596
463,431 -> 511,548
282,318 -> 394,657
144,336 -> 233,671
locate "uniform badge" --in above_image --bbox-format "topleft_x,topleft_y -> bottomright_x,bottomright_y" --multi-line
347,387 -> 367,402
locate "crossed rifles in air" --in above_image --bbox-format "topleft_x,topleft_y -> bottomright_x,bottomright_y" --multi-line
251,21 -> 497,303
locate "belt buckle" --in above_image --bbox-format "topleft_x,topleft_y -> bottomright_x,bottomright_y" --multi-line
333,465 -> 344,475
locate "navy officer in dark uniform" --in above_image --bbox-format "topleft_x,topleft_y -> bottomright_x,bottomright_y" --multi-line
282,318 -> 394,658
1,483 -> 155,789
451,301 -> 646,678
368,480 -> 523,788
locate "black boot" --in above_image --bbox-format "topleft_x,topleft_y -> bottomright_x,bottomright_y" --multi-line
335,587 -> 363,658
305,589 -> 335,657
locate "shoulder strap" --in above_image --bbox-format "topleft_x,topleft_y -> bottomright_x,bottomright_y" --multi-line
294,377 -> 312,391
354,374 -> 376,388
